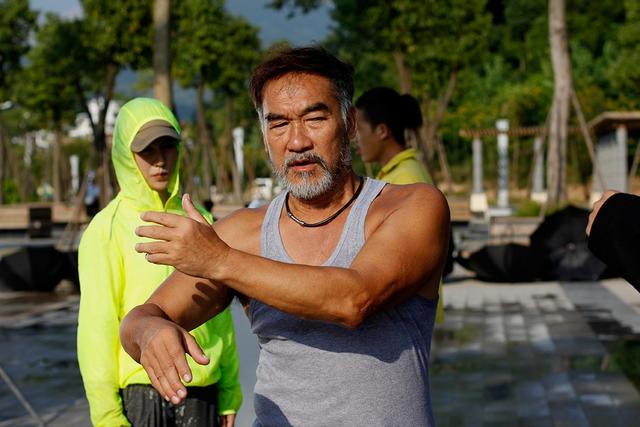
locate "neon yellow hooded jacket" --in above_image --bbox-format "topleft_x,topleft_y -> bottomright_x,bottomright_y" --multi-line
77,98 -> 242,426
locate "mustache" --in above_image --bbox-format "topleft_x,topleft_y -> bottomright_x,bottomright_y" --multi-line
283,152 -> 329,172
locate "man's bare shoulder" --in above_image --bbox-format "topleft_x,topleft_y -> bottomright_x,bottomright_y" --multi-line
366,183 -> 449,234
376,182 -> 448,214
213,205 -> 268,254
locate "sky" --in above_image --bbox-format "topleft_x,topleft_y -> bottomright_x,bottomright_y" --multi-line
30,0 -> 332,47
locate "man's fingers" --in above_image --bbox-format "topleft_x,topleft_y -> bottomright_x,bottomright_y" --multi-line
136,225 -> 176,241
183,331 -> 209,366
140,210 -> 184,227
145,365 -> 172,402
145,253 -> 172,265
135,241 -> 168,255
142,355 -> 183,403
182,194 -> 209,225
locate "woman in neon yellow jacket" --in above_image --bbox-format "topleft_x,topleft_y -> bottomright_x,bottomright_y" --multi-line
354,87 -> 445,323
77,97 -> 242,426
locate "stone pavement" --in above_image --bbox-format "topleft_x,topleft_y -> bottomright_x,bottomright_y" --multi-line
432,278 -> 640,427
1,279 -> 639,426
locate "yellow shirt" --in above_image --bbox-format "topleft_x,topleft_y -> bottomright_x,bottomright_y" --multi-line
375,148 -> 443,322
376,148 -> 432,184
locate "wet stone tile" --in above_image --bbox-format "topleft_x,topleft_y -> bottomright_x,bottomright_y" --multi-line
548,401 -> 590,427
517,416 -> 553,427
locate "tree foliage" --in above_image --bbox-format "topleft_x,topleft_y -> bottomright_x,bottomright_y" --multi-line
1,0 -> 639,204
0,0 -> 37,100
18,15 -> 81,128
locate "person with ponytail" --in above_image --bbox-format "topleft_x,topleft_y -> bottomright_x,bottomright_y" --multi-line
354,87 -> 432,184
355,87 -> 447,323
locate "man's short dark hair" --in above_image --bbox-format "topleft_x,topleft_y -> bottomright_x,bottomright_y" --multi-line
248,46 -> 354,122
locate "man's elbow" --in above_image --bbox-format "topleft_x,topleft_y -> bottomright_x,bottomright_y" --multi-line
336,294 -> 372,329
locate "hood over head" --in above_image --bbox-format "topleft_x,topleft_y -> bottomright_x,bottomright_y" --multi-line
111,97 -> 182,211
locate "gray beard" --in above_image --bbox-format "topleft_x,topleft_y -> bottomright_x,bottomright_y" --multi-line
270,141 -> 352,201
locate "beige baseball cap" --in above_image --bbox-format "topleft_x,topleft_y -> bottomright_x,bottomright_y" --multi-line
131,119 -> 180,152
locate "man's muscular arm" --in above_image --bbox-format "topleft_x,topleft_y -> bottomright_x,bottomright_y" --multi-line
137,185 -> 449,327
122,186 -> 448,405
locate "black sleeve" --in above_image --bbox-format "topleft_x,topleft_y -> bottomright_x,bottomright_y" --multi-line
588,193 -> 640,292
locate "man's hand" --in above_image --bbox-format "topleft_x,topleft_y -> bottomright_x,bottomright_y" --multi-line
587,190 -> 619,236
135,194 -> 229,278
122,306 -> 210,405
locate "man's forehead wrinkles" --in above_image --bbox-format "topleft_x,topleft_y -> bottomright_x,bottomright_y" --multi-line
262,73 -> 335,118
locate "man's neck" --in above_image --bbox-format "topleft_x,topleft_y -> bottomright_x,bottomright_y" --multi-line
287,171 -> 360,222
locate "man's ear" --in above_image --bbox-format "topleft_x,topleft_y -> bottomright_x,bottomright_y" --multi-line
259,115 -> 270,156
346,106 -> 357,139
376,123 -> 391,140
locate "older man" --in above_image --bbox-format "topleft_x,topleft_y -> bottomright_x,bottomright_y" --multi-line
121,47 -> 449,426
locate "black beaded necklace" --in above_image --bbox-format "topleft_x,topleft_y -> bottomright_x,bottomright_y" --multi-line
285,176 -> 365,227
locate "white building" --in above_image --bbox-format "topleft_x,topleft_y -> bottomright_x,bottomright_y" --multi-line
68,98 -> 120,140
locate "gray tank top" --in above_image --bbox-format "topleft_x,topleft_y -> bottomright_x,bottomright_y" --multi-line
251,177 -> 436,426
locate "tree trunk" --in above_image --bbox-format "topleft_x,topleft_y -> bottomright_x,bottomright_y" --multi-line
0,121 -> 5,204
224,92 -> 242,203
571,90 -> 606,191
153,0 -> 173,108
5,128 -> 24,201
421,70 -> 457,191
547,0 -> 572,206
97,63 -> 118,208
52,127 -> 63,202
19,133 -> 34,201
392,50 -> 412,94
435,134 -> 453,194
196,81 -> 213,201
419,99 -> 435,162
424,70 -> 457,154
412,128 -> 439,186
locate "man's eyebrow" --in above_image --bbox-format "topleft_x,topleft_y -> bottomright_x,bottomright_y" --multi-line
265,112 -> 286,122
264,103 -> 331,122
301,102 -> 330,116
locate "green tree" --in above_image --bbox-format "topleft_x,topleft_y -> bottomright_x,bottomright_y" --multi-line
605,0 -> 640,105
173,2 -> 259,201
0,0 -> 37,204
153,0 -> 173,107
213,15 -> 260,202
80,0 -> 153,205
272,0 -> 490,191
173,0 -> 226,200
17,14 -> 81,202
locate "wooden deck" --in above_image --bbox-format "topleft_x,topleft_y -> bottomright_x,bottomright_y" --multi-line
0,203 -> 87,230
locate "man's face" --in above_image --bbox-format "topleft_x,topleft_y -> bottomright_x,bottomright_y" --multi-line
133,136 -> 178,195
261,73 -> 352,200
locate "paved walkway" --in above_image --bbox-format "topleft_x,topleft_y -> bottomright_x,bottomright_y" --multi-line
1,279 -> 639,426
433,279 -> 640,427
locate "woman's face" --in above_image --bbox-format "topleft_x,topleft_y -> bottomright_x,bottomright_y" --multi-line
133,136 -> 178,197
355,108 -> 385,164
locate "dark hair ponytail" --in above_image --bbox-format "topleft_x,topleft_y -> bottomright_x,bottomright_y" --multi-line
355,87 -> 422,147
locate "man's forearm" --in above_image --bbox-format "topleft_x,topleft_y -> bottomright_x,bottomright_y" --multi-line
208,248 -> 424,327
